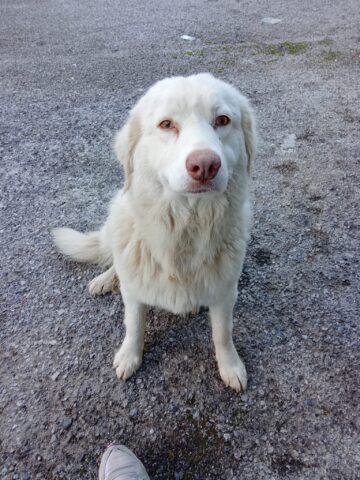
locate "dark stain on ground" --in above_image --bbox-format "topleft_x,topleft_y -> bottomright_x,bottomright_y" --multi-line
273,161 -> 299,175
238,270 -> 250,288
271,452 -> 309,476
144,416 -> 227,479
296,128 -> 315,141
252,248 -> 273,266
308,194 -> 324,202
309,228 -> 330,256
306,205 -> 323,215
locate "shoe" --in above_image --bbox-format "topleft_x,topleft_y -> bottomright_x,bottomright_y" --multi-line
99,444 -> 150,480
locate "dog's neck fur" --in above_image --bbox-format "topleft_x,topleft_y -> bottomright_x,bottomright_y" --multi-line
127,171 -> 249,280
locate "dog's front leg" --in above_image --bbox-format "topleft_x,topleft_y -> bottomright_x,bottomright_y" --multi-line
209,288 -> 247,392
113,291 -> 147,380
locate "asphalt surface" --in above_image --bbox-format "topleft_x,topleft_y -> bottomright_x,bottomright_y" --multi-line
1,1 -> 359,479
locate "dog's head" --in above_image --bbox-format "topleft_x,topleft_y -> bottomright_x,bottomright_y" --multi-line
115,73 -> 256,195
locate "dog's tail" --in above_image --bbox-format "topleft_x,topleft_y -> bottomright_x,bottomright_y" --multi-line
52,226 -> 112,266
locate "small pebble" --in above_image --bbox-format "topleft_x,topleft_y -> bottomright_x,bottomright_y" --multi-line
50,371 -> 60,381
192,409 -> 200,420
181,35 -> 195,41
61,417 -> 72,430
261,17 -> 282,24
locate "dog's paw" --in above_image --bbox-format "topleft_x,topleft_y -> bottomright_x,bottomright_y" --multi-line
88,272 -> 114,296
113,343 -> 143,380
217,347 -> 247,393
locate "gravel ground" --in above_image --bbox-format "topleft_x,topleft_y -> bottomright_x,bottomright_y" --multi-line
1,1 -> 359,479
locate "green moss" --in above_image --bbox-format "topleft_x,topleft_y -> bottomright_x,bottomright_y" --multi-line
221,44 -> 232,54
184,49 -> 206,58
262,44 -> 284,56
223,56 -> 235,66
282,41 -> 309,54
322,49 -> 342,61
261,41 -> 309,56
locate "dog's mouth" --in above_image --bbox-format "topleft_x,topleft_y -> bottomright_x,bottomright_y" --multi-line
186,181 -> 218,194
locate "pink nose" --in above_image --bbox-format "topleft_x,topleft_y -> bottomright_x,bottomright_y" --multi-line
186,149 -> 221,182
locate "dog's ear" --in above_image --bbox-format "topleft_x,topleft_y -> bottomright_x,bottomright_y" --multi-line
240,98 -> 256,174
114,111 -> 141,191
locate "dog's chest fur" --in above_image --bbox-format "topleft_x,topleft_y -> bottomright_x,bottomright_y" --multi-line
110,184 -> 249,313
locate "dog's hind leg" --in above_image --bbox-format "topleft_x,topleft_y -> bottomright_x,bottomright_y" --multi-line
88,265 -> 117,296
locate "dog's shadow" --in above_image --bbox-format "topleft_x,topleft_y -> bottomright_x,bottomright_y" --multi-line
145,307 -> 210,354
124,307 -> 218,380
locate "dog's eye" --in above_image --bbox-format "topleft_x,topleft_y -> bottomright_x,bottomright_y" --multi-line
159,120 -> 176,130
214,115 -> 231,128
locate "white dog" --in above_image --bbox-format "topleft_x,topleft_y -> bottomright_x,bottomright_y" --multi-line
53,73 -> 256,392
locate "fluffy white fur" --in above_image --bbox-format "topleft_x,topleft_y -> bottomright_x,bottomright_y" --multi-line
52,73 -> 256,392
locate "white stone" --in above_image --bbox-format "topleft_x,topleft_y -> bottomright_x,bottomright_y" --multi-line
281,133 -> 296,150
261,17 -> 282,25
50,371 -> 60,381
